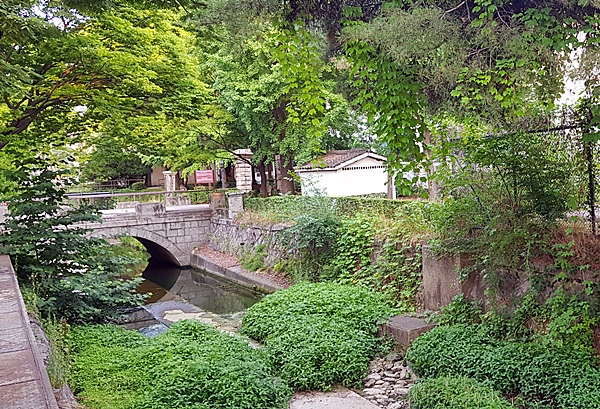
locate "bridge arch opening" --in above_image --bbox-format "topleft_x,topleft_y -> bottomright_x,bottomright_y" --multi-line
88,227 -> 186,267
133,236 -> 180,267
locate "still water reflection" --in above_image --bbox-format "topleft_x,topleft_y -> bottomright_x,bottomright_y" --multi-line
138,259 -> 264,314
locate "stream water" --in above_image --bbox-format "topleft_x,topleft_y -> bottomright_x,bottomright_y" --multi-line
125,258 -> 265,337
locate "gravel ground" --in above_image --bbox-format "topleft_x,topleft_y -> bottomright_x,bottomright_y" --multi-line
359,353 -> 416,409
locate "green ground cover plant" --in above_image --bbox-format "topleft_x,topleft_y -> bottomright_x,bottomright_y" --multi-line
242,282 -> 393,390
405,325 -> 600,409
409,377 -> 517,409
70,320 -> 291,409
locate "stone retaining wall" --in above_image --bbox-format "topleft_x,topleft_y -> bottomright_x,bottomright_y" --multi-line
209,219 -> 293,267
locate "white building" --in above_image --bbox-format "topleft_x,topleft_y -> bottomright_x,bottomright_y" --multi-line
296,149 -> 393,197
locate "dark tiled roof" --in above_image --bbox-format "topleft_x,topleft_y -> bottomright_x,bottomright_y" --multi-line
298,148 -> 375,170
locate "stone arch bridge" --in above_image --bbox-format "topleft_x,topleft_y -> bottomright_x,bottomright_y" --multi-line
83,203 -> 213,267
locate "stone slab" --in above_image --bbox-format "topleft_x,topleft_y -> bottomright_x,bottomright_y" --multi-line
0,380 -> 55,409
0,297 -> 20,314
381,315 -> 436,351
0,255 -> 58,409
421,245 -> 484,311
0,311 -> 25,330
290,388 -> 380,409
0,349 -> 39,387
0,326 -> 30,352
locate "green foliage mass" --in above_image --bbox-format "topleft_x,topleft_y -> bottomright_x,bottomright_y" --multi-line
80,140 -> 148,183
409,377 -> 516,409
242,197 -> 430,309
0,158 -> 145,322
70,320 -> 292,409
405,325 -> 600,409
328,209 -> 427,310
280,215 -> 341,281
430,129 -> 583,296
242,282 -> 393,390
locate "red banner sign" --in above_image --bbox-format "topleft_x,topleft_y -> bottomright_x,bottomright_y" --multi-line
195,170 -> 214,184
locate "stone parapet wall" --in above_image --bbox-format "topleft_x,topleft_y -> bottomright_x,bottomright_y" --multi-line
209,218 -> 293,267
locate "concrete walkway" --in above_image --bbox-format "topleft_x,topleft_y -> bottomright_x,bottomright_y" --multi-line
0,255 -> 58,409
290,388 -> 380,409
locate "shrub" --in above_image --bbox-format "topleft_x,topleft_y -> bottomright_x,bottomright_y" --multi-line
409,377 -> 516,409
130,181 -> 146,191
243,195 -> 422,221
242,282 -> 393,390
280,215 -> 341,281
70,321 -> 291,409
330,211 -> 425,310
405,325 -> 600,409
433,294 -> 483,326
264,317 -> 378,390
0,159 -> 145,323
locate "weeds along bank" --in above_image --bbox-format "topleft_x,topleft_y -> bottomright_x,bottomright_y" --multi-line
210,196 -> 433,311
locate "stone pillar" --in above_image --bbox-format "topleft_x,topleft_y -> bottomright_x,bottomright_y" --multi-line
234,149 -> 254,193
163,171 -> 179,191
163,171 -> 179,206
228,192 -> 244,219
421,245 -> 485,310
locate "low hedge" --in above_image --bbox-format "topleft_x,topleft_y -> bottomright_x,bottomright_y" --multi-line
405,325 -> 600,409
409,377 -> 516,409
243,195 -> 421,220
70,321 -> 291,409
242,282 -> 393,390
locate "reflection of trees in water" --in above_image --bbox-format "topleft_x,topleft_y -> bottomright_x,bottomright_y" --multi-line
141,260 -> 262,314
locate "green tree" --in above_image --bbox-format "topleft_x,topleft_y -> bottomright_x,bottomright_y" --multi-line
0,157 -> 145,323
341,1 -> 600,171
80,139 -> 148,183
207,21 -> 358,195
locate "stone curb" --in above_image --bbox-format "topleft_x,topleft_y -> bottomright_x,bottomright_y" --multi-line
190,253 -> 284,293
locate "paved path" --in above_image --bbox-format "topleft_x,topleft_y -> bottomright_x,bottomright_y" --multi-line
0,255 -> 58,409
290,388 -> 380,409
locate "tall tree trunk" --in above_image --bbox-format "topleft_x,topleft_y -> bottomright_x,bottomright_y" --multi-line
585,141 -> 597,235
275,154 -> 283,193
282,155 -> 296,194
276,154 -> 296,194
387,172 -> 395,199
145,166 -> 152,187
257,160 -> 268,197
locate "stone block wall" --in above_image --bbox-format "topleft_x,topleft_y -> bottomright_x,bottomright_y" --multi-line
209,218 -> 293,267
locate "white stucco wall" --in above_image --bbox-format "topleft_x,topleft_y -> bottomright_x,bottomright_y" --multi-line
299,157 -> 389,197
